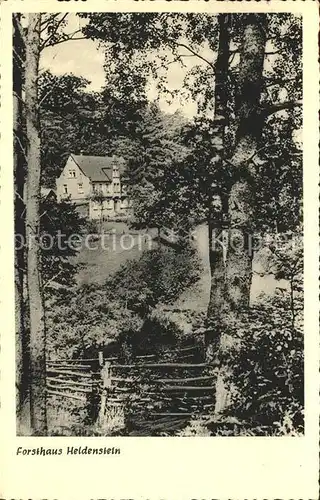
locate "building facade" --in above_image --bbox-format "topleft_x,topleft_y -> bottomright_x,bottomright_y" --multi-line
56,154 -> 132,219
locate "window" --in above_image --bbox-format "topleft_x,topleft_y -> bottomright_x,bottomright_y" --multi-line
92,184 -> 97,192
69,170 -> 76,178
78,183 -> 84,194
63,185 -> 68,194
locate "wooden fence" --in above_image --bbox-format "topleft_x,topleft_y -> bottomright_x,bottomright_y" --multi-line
98,343 -> 217,430
99,361 -> 216,417
46,341 -> 217,432
46,357 -> 104,403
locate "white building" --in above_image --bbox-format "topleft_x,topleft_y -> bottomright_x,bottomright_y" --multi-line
56,153 -> 132,219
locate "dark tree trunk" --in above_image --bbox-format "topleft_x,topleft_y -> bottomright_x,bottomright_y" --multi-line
25,13 -> 47,435
206,14 -> 230,360
13,13 -> 29,432
214,14 -> 268,415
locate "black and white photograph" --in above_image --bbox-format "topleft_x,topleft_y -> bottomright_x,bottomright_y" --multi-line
13,9 -> 306,439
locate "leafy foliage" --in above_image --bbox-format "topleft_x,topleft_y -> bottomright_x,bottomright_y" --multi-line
219,238 -> 304,432
224,302 -> 303,430
39,72 -> 109,187
126,104 -> 195,230
36,13 -> 304,435
103,246 -> 202,316
46,286 -> 143,358
40,198 -> 85,289
46,243 -> 201,359
80,13 -> 302,236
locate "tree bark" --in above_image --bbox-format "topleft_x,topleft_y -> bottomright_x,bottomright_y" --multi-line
13,13 -> 30,432
206,14 -> 230,360
214,14 -> 268,416
25,13 -> 47,435
225,14 -> 267,312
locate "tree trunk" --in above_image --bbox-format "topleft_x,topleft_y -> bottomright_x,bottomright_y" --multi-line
214,14 -> 268,416
100,203 -> 103,232
225,13 -> 267,313
206,14 -> 230,360
13,14 -> 30,432
289,275 -> 295,331
25,13 -> 47,435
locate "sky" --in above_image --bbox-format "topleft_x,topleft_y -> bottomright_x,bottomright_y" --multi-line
39,14 -> 296,127
39,14 -> 211,118
40,39 -> 106,91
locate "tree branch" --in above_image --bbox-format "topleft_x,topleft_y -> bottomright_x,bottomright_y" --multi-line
41,32 -> 86,51
15,189 -> 26,206
43,269 -> 64,290
265,49 -> 281,56
13,47 -> 25,70
40,13 -> 69,50
265,77 -> 297,88
38,77 -> 63,108
245,144 -> 273,164
178,53 -> 198,59
168,39 -> 215,71
13,131 -> 28,163
40,14 -> 86,51
263,99 -> 302,117
13,90 -> 25,106
40,14 -> 61,33
229,52 -> 238,66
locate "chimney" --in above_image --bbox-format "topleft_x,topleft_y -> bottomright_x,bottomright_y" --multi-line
79,150 -> 85,155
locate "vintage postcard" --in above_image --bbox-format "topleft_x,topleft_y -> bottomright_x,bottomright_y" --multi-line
0,0 -> 319,498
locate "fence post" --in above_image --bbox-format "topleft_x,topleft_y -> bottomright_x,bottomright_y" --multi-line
97,361 -> 126,433
98,350 -> 104,367
98,361 -> 111,426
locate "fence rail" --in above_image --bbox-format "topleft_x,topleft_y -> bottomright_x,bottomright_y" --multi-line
46,377 -> 93,388
110,362 -> 209,369
99,350 -> 216,427
46,356 -> 102,402
46,341 -> 215,433
46,389 -> 87,402
46,368 -> 93,378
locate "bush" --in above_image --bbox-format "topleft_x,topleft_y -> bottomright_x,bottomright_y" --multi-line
46,285 -> 143,358
83,218 -> 100,234
222,297 -> 304,432
211,232 -> 304,434
40,198 -> 85,288
177,417 -> 212,437
119,309 -> 183,355
104,246 -> 202,316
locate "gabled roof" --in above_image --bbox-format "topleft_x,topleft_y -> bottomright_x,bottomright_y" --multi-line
23,186 -> 56,202
41,187 -> 56,199
70,154 -> 126,182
